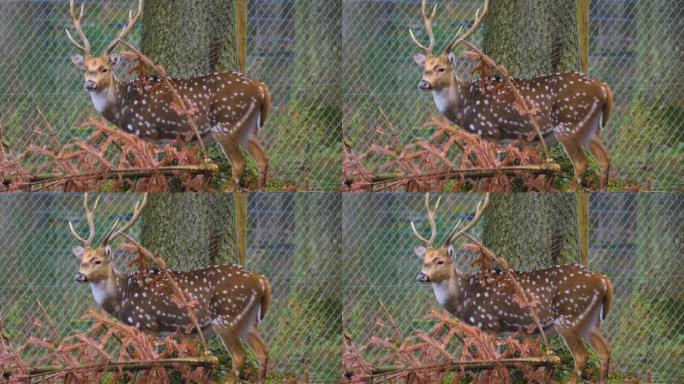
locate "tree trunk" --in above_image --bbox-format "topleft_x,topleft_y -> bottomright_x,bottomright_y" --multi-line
482,193 -> 580,270
482,0 -> 580,77
141,0 -> 238,77
140,194 -> 235,270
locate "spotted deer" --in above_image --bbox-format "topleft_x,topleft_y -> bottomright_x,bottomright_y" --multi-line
65,0 -> 271,191
411,194 -> 613,383
69,194 -> 271,383
410,0 -> 613,191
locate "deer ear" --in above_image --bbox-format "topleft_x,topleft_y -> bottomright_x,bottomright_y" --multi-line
108,54 -> 127,69
415,245 -> 427,258
413,53 -> 426,67
72,245 -> 85,258
447,245 -> 455,259
447,52 -> 457,65
70,54 -> 85,70
104,245 -> 112,260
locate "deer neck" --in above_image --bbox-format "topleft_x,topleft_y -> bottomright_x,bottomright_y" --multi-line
432,80 -> 464,124
431,267 -> 466,315
89,269 -> 127,317
89,79 -> 121,122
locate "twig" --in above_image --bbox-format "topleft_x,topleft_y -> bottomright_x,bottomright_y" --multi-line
120,234 -> 209,355
116,40 -> 209,161
461,41 -> 550,162
36,107 -> 61,153
462,233 -> 552,353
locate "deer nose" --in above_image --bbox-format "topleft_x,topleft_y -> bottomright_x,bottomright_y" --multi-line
74,272 -> 88,283
84,80 -> 97,91
418,80 -> 431,91
416,272 -> 430,283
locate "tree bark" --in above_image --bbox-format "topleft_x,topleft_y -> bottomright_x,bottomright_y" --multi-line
141,0 -> 238,77
482,0 -> 580,77
140,194 -> 235,270
482,193 -> 580,270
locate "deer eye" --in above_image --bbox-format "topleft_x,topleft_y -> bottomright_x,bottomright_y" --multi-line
437,67 -> 446,73
100,67 -> 108,73
94,260 -> 102,265
436,260 -> 445,266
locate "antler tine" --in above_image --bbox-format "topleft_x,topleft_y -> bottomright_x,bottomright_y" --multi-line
411,193 -> 441,247
443,193 -> 490,246
103,193 -> 148,245
104,0 -> 144,55
444,0 -> 490,54
409,0 -> 437,55
68,193 -> 99,247
65,0 -> 91,54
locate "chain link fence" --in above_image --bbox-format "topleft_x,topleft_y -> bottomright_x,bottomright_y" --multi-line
0,193 -> 340,382
342,192 -> 683,383
0,0 -> 340,191
342,0 -> 683,191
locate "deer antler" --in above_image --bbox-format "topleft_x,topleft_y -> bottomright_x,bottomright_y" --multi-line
68,193 -> 100,247
65,0 -> 92,54
409,0 -> 438,55
411,193 -> 441,247
443,193 -> 490,247
444,0 -> 490,54
104,0 -> 144,55
103,193 -> 148,246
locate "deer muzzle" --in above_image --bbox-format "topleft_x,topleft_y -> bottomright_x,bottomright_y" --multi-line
84,80 -> 97,91
416,272 -> 430,283
74,272 -> 88,283
418,79 -> 432,91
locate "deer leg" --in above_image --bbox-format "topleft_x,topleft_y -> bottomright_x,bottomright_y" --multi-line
217,139 -> 247,192
557,136 -> 588,192
585,136 -> 611,192
244,330 -> 269,384
215,328 -> 247,384
556,326 -> 589,383
586,326 -> 611,384
244,138 -> 269,192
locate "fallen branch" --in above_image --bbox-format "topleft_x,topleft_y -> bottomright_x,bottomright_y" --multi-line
346,355 -> 560,380
3,356 -> 219,379
344,163 -> 559,189
2,163 -> 218,189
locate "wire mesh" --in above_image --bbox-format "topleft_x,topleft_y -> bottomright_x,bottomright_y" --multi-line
0,0 -> 340,191
341,192 -> 684,383
0,192 -> 340,382
341,0 -> 683,191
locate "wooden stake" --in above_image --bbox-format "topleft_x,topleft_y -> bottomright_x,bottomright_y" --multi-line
235,191 -> 248,265
577,192 -> 590,265
235,0 -> 248,73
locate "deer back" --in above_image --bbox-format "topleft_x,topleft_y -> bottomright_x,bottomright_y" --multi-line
111,72 -> 269,142
113,264 -> 269,335
455,72 -> 611,143
452,264 -> 611,336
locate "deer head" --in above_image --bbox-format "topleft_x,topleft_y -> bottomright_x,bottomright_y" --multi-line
410,0 -> 489,92
70,193 -> 147,285
66,0 -> 142,93
412,194 -> 490,285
